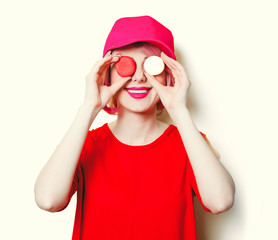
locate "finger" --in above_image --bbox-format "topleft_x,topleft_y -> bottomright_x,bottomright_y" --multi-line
100,53 -> 121,69
86,55 -> 120,86
97,54 -> 121,75
86,55 -> 111,79
108,76 -> 131,95
160,53 -> 182,86
161,52 -> 189,86
144,72 -> 165,96
89,53 -> 120,77
97,54 -> 122,86
161,52 -> 189,79
161,52 -> 179,70
104,50 -> 112,57
97,53 -> 123,78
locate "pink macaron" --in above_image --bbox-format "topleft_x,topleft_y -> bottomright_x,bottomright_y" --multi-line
115,56 -> 136,77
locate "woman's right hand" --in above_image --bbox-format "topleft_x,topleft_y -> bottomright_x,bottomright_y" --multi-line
83,51 -> 130,112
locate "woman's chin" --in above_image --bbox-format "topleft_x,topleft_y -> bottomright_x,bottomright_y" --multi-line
116,95 -> 161,114
118,104 -> 158,115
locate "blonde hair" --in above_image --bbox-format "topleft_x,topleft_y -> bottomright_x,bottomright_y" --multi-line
103,42 -> 174,115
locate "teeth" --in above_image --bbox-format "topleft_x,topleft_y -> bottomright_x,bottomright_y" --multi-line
127,89 -> 149,93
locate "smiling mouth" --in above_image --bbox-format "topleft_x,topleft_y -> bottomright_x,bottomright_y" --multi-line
125,89 -> 150,94
124,87 -> 152,99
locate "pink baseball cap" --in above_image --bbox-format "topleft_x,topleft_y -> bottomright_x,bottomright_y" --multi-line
103,15 -> 176,60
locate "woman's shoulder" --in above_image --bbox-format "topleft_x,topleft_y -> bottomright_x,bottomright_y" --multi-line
157,121 -> 178,140
88,123 -> 110,141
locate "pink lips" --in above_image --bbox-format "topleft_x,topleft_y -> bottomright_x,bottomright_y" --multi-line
125,87 -> 152,99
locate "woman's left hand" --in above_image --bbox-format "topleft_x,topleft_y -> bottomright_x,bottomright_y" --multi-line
145,52 -> 191,114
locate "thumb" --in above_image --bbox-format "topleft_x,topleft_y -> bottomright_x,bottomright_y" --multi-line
145,72 -> 165,95
108,77 -> 131,95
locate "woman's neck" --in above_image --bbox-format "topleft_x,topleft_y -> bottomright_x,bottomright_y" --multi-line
108,109 -> 169,145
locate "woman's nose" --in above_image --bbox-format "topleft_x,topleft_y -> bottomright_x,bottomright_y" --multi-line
131,66 -> 147,82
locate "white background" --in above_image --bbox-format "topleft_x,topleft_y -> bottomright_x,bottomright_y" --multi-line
1,0 -> 277,239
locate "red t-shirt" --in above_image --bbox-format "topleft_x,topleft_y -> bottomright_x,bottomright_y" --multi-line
64,123 -> 211,239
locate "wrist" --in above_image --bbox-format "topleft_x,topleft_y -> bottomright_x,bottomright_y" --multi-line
78,103 -> 100,121
167,105 -> 190,124
170,107 -> 199,136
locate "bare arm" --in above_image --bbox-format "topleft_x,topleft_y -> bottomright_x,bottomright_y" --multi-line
201,133 -> 221,159
171,107 -> 235,214
146,52 -> 235,214
34,105 -> 98,212
34,52 -> 129,212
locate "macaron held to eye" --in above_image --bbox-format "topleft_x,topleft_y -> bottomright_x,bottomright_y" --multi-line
115,55 -> 165,77
143,56 -> 165,76
115,56 -> 136,77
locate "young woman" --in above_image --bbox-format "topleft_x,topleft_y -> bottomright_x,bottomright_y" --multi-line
34,15 -> 235,240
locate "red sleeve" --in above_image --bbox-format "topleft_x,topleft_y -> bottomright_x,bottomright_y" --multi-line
189,131 -> 212,213
69,161 -> 82,201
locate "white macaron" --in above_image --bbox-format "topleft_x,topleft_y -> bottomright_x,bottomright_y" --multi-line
144,56 -> 165,75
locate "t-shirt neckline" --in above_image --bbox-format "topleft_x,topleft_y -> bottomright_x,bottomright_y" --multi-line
104,123 -> 175,150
